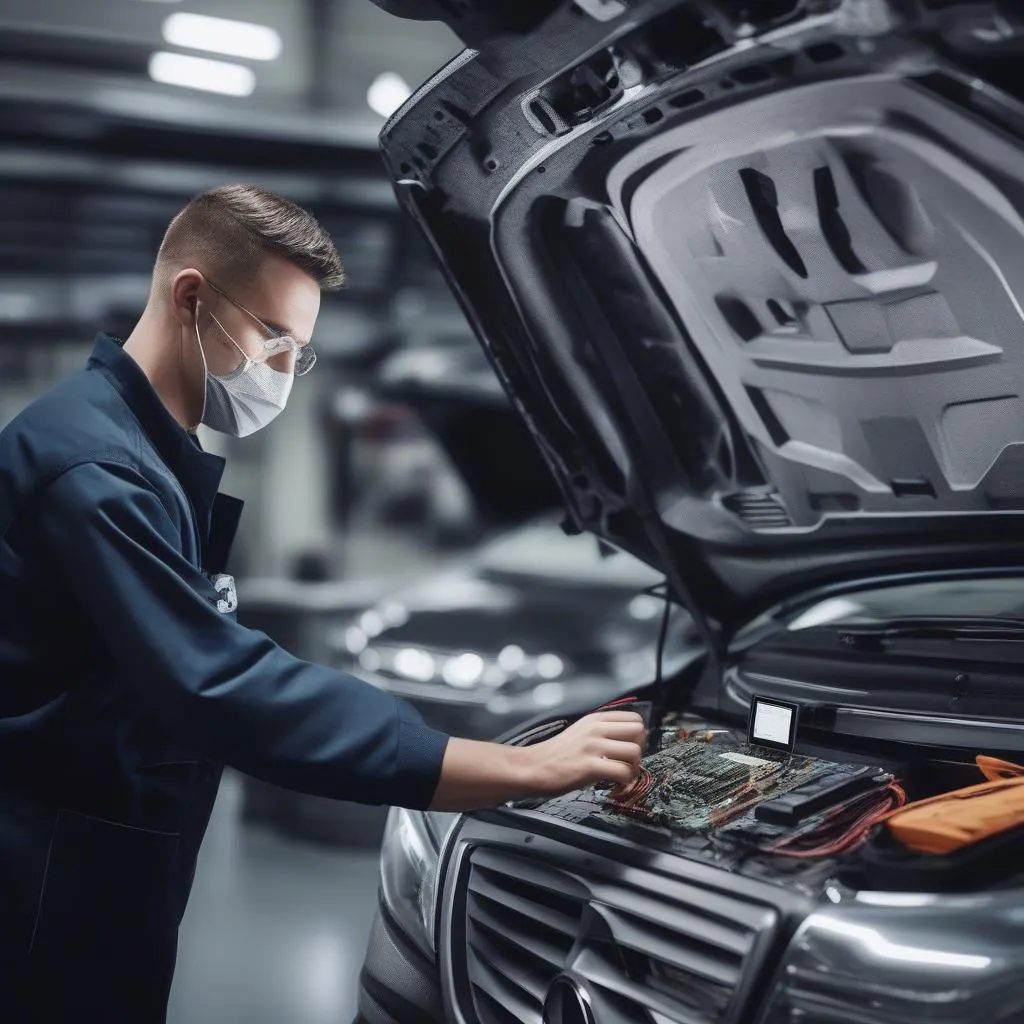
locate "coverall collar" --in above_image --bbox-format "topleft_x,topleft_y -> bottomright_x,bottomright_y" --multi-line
87,333 -> 229,553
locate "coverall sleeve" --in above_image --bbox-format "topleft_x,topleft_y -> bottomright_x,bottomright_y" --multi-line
34,459 -> 450,809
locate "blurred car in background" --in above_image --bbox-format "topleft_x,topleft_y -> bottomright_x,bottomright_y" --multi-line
242,513 -> 692,847
238,337 -> 693,845
328,513 -> 693,739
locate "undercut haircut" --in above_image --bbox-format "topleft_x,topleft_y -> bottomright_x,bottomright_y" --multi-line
155,184 -> 345,292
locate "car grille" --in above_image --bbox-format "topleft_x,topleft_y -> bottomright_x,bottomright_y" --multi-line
456,844 -> 780,1024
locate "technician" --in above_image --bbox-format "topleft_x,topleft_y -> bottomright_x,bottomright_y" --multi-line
0,185 -> 645,1020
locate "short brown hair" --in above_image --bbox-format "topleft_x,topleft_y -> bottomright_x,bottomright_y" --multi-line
156,184 -> 345,291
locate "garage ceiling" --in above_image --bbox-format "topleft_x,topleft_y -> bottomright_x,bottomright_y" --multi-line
0,1 -> 465,346
0,0 -> 462,129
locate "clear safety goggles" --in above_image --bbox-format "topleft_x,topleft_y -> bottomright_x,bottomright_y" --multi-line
206,279 -> 316,377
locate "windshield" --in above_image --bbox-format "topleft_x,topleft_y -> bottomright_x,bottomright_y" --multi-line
781,578 -> 1024,632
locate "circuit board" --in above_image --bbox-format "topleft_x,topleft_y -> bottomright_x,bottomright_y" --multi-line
514,714 -> 899,890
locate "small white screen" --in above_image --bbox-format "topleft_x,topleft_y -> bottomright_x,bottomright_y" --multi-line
752,701 -> 794,746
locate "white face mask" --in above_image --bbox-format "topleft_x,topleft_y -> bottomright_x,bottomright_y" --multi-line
194,308 -> 294,437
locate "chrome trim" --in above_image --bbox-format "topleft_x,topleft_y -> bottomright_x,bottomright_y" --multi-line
437,816 -> 1024,1024
756,891 -> 1024,1024
438,816 -> 805,1024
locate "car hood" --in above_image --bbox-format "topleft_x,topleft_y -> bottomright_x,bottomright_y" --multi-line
374,0 -> 1024,637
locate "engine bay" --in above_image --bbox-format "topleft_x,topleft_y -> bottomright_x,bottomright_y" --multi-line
510,708 -> 1005,896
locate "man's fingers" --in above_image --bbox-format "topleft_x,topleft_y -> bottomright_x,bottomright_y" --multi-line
592,758 -> 636,786
588,710 -> 645,724
593,720 -> 647,742
596,740 -> 643,766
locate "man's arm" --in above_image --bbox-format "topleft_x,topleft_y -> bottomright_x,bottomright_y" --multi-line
34,461 -> 642,811
430,711 -> 645,811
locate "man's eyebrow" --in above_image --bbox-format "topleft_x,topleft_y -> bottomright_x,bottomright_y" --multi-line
262,316 -> 309,346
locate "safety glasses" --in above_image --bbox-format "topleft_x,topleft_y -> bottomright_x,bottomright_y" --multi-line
206,279 -> 316,376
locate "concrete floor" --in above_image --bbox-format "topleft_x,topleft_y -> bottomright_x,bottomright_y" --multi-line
167,771 -> 379,1024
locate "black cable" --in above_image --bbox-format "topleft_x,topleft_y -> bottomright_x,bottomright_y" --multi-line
655,579 -> 671,692
647,578 -> 672,755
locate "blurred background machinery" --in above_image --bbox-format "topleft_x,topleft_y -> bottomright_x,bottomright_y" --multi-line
0,3 -> 670,1021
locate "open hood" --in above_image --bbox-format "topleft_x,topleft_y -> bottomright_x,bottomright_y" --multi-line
375,0 -> 1024,634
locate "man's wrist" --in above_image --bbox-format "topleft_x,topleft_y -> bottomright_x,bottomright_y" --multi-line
499,742 -> 541,798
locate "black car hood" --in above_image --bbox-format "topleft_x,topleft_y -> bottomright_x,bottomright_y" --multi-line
374,0 -> 1024,634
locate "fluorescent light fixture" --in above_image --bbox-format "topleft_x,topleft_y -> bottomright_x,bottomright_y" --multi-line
367,72 -> 412,119
163,13 -> 282,61
149,52 -> 255,96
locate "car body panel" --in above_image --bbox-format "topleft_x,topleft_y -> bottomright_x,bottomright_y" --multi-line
375,0 -> 1024,632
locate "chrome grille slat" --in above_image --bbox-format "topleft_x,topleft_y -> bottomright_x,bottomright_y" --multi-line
468,903 -> 569,976
472,981 -> 541,1024
587,885 -> 756,957
594,906 -> 741,987
456,844 -> 780,1024
573,947 -> 711,1024
466,924 -> 550,1004
468,866 -> 582,938
470,951 -> 544,1020
609,866 -> 776,932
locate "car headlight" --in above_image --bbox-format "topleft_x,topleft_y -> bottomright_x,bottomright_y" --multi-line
755,894 -> 1017,1023
335,634 -> 571,692
379,807 -> 458,957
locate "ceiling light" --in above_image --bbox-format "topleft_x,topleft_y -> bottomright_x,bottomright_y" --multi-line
162,13 -> 282,61
367,72 -> 412,119
149,52 -> 255,96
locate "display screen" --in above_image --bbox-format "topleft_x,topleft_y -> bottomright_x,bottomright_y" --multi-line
748,697 -> 799,752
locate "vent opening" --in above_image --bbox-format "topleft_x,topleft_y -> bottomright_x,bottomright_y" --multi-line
891,478 -> 937,498
814,165 -> 867,274
739,167 -> 808,278
716,296 -> 762,341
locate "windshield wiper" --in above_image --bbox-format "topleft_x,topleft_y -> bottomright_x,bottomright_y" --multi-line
838,616 -> 1024,646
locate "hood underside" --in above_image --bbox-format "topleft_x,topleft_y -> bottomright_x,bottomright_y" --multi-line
378,0 -> 1024,629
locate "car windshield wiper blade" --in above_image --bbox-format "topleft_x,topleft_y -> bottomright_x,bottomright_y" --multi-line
838,616 -> 1024,644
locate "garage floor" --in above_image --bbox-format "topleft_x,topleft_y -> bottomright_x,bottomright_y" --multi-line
167,771 -> 379,1024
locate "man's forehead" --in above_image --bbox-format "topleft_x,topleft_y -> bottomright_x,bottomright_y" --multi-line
249,255 -> 321,340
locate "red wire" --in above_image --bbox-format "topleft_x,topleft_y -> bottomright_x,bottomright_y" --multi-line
765,783 -> 907,859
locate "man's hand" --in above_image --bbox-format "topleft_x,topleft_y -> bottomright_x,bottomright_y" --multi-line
518,711 -> 646,795
429,711 -> 645,812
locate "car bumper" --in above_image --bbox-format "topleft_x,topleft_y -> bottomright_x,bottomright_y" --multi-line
353,898 -> 444,1024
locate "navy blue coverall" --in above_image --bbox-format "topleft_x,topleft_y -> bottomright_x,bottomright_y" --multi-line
0,334 -> 449,1020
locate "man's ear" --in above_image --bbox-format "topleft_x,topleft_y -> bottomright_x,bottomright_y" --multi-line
169,268 -> 206,328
